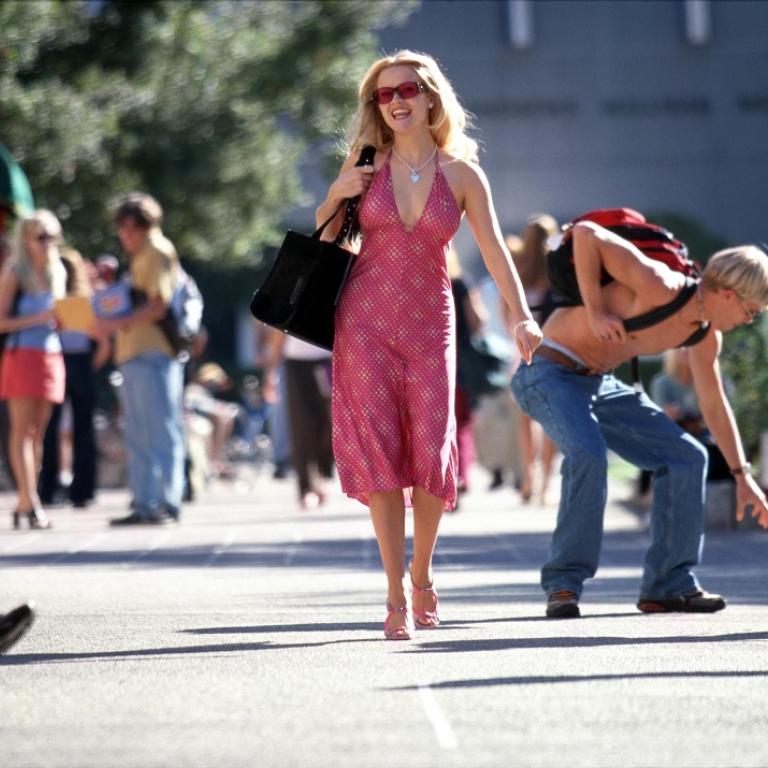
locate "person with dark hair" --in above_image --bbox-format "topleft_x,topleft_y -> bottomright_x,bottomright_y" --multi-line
39,248 -> 110,508
264,329 -> 334,509
97,193 -> 184,525
508,215 -> 561,504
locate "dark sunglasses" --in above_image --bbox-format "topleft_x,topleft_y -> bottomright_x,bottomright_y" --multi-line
371,81 -> 426,105
35,232 -> 58,244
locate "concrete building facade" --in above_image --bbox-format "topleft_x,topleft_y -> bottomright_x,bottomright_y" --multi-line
374,0 -> 768,257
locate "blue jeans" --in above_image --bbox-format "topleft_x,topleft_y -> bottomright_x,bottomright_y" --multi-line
119,351 -> 185,518
511,356 -> 707,600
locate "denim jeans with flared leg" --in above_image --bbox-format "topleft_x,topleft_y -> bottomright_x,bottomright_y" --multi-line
511,355 -> 707,601
119,351 -> 184,518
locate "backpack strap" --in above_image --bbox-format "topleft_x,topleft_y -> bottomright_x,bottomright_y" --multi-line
677,320 -> 710,348
622,277 -> 699,332
624,277 -> 708,390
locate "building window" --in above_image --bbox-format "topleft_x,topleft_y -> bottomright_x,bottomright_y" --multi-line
507,0 -> 534,49
684,0 -> 712,45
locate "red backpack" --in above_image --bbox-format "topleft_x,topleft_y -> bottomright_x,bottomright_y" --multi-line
547,208 -> 698,306
542,209 -> 708,387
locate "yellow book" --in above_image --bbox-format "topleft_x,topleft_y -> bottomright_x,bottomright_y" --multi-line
54,296 -> 96,332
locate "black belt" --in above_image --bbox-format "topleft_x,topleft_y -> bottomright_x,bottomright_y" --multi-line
533,346 -> 602,376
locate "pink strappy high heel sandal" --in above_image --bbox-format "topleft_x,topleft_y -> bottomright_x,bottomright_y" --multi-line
384,602 -> 412,640
411,576 -> 440,628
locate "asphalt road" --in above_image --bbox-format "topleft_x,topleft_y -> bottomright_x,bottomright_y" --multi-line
2,467 -> 767,768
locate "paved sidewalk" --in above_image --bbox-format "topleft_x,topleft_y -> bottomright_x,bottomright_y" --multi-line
1,468 -> 767,768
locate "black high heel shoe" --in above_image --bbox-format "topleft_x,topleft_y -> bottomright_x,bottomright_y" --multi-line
11,508 -> 52,530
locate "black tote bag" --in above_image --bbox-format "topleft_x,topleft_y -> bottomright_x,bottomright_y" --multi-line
250,145 -> 376,351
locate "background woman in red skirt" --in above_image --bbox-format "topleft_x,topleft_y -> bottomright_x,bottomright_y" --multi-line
0,210 -> 66,528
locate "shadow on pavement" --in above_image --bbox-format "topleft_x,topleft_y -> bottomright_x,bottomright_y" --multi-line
400,629 -> 768,654
2,527 -> 766,602
387,668 -> 768,690
0,636 -> 381,666
0,529 -> 679,571
183,621 -> 381,634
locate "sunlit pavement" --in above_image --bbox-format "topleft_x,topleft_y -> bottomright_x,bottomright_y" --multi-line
2,466 -> 767,768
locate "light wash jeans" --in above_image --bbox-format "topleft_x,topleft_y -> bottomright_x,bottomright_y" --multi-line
511,355 -> 708,601
119,351 -> 185,518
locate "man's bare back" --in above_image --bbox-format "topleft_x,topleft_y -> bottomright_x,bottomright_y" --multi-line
543,226 -> 708,371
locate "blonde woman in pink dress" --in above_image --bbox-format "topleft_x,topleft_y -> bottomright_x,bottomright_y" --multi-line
316,51 -> 542,640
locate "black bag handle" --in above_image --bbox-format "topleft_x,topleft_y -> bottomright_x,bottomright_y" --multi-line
312,145 -> 377,243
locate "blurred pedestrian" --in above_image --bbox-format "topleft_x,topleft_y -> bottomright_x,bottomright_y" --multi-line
507,214 -> 561,504
0,210 -> 67,529
468,239 -> 525,492
94,253 -> 120,289
650,348 -> 732,482
0,233 -> 14,487
185,362 -> 240,481
316,50 -> 541,639
448,248 -> 484,499
264,329 -> 333,509
99,193 -> 184,525
39,248 -> 111,508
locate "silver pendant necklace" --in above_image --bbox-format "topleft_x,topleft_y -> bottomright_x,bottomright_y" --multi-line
392,145 -> 437,183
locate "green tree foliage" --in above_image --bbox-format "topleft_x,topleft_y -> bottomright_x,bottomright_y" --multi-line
719,319 -> 768,459
0,0 -> 416,264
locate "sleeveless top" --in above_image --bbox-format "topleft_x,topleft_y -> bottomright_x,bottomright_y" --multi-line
7,291 -> 62,354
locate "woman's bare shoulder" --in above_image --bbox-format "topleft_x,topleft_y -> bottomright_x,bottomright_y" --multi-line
440,154 -> 486,205
441,153 -> 486,186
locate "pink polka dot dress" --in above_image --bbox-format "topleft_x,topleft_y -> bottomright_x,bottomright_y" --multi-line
332,152 -> 462,510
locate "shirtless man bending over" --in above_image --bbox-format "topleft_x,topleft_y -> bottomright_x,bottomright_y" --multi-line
511,222 -> 768,618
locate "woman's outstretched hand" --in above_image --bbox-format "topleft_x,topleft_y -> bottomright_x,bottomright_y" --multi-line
515,318 -> 543,365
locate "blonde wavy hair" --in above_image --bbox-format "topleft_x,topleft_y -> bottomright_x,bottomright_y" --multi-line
701,245 -> 768,306
11,209 -> 67,298
345,50 -> 478,163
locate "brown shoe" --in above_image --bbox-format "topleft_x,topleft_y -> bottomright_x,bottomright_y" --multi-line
546,590 -> 580,618
637,589 -> 726,614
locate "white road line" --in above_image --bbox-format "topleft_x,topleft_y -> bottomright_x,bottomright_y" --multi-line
0,532 -> 43,554
417,682 -> 458,749
283,530 -> 302,567
204,530 -> 237,567
126,530 -> 174,565
360,534 -> 374,567
46,532 -> 110,565
495,532 -> 525,564
69,532 -> 108,556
